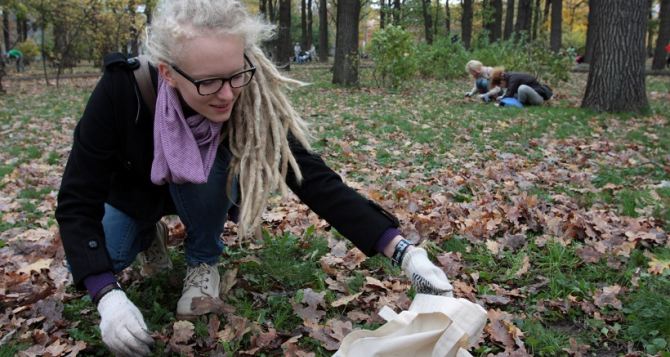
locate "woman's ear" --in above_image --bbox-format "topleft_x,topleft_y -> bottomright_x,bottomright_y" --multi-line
157,62 -> 177,87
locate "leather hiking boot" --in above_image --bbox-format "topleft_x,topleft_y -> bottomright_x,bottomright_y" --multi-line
137,221 -> 172,277
176,263 -> 220,321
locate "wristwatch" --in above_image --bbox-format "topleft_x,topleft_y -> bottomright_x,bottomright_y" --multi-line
93,282 -> 122,306
391,239 -> 413,267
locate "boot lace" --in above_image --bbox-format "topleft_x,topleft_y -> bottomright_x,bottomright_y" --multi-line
183,264 -> 215,292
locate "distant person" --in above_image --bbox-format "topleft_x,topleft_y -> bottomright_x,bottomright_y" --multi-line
490,69 -> 552,106
665,43 -> 670,68
463,60 -> 501,103
7,48 -> 23,72
293,42 -> 301,63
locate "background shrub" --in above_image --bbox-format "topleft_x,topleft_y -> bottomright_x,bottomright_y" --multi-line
369,25 -> 417,88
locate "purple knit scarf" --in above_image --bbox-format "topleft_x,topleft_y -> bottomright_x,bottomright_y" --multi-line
151,75 -> 223,185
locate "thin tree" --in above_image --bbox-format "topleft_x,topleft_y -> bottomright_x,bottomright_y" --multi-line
277,0 -> 292,68
484,0 -> 503,43
582,0 -> 648,113
531,0 -> 541,40
584,0 -> 595,62
380,0 -> 386,28
307,0 -> 313,48
515,0 -> 532,39
550,0 -> 561,52
493,0 -> 503,41
504,0 -> 515,39
647,0 -> 655,57
421,0 -> 433,44
318,0 -> 328,62
301,0 -> 307,49
393,0 -> 400,25
462,0 -> 473,48
433,0 -> 440,38
2,9 -> 9,52
445,0 -> 451,34
332,0 -> 361,85
652,0 -> 670,69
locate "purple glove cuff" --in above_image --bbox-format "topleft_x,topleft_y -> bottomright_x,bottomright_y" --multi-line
375,227 -> 402,254
84,272 -> 117,301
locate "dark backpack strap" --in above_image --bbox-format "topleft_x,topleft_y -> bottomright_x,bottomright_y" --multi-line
133,55 -> 157,116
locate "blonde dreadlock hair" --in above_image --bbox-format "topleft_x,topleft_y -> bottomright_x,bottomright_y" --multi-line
144,0 -> 311,237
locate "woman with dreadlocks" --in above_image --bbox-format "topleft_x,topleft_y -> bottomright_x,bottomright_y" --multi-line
55,0 -> 453,355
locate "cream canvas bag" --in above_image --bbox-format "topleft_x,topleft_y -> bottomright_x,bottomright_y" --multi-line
334,294 -> 487,357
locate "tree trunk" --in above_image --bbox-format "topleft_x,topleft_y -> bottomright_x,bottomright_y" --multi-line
277,0 -> 292,68
2,11 -> 9,52
380,0 -> 386,28
652,0 -> 670,69
434,0 -> 440,38
515,0 -> 532,40
462,0 -> 473,48
531,0 -> 541,40
584,0 -> 596,62
269,0 -> 277,23
422,0 -> 434,44
318,0 -> 328,62
332,0 -> 361,86
550,0 -> 561,52
301,0 -> 307,49
393,0 -> 401,25
307,0 -> 313,48
647,0 -> 655,58
260,0 -> 267,20
484,0 -> 503,43
543,0 -> 551,25
504,0 -> 515,39
445,2 -> 451,34
582,0 -> 648,113
493,0 -> 503,41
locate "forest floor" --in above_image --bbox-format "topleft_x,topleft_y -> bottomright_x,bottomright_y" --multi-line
0,65 -> 669,356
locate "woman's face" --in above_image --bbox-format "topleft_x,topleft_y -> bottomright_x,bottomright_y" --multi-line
469,69 -> 480,78
158,34 -> 247,123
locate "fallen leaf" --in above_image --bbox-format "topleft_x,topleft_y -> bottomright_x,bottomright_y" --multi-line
593,285 -> 622,310
514,255 -> 530,277
331,292 -> 362,307
171,321 -> 195,344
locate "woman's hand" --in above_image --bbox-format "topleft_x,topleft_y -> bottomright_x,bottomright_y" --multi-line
401,247 -> 454,297
97,290 -> 154,356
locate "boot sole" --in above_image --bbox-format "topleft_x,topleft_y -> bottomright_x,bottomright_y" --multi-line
175,313 -> 201,321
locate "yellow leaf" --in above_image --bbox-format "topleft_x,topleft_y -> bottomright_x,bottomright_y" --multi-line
648,257 -> 670,275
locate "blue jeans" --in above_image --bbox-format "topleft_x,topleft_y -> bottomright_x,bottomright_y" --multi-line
102,145 -> 238,272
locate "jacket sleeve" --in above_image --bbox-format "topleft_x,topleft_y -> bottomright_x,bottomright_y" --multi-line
285,135 -> 400,256
55,70 -> 124,289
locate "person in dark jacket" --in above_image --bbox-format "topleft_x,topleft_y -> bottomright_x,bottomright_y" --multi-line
489,68 -> 552,106
55,0 -> 453,355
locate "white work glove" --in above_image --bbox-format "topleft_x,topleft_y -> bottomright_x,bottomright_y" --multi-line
97,289 -> 154,356
401,247 -> 454,297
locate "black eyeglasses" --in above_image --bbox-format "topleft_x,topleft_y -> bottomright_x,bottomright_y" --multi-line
170,54 -> 256,96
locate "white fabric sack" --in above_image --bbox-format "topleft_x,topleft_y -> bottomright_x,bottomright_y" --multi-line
334,294 -> 487,357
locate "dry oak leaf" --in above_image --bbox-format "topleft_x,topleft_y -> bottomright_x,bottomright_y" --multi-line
593,285 -> 623,310
331,292 -> 362,307
562,337 -> 590,356
514,255 -> 530,277
292,288 -> 327,324
647,256 -> 670,275
171,320 -> 195,344
486,309 -> 525,352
